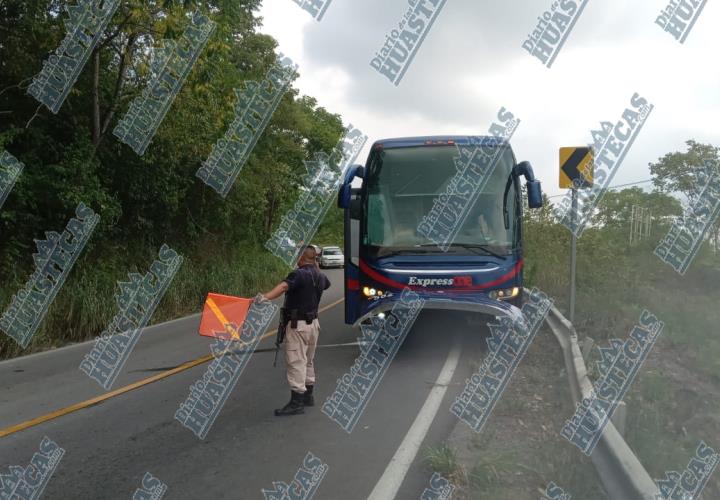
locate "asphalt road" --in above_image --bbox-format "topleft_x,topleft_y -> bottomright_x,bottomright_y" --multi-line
0,268 -> 489,499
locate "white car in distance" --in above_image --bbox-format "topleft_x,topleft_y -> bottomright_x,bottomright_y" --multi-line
319,246 -> 344,269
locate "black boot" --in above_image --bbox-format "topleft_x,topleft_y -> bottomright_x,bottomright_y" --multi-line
274,391 -> 305,416
304,385 -> 314,407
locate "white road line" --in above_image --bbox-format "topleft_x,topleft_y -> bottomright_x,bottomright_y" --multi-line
367,339 -> 462,500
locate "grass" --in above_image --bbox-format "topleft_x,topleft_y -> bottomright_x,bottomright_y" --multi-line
525,223 -> 720,498
0,240 -> 291,360
424,443 -> 460,479
447,330 -> 607,500
467,454 -> 518,492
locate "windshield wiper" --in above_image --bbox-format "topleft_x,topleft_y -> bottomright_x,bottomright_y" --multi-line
412,244 -> 462,253
450,243 -> 505,259
377,249 -> 439,257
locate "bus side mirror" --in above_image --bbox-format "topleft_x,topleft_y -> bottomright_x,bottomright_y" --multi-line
339,184 -> 351,209
338,164 -> 365,209
527,181 -> 543,209
514,161 -> 543,209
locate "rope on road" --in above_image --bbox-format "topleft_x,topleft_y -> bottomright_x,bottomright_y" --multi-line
0,297 -> 345,439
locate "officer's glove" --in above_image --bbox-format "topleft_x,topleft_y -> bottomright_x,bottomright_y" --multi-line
253,293 -> 270,305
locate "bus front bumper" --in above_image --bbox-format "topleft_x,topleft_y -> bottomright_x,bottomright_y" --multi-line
353,292 -> 524,327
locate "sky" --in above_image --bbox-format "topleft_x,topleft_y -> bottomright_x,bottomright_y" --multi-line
258,0 -> 720,200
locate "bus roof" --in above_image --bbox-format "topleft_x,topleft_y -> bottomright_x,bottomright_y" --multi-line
370,135 -> 510,150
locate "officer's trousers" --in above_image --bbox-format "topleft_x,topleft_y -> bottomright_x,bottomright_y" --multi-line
284,318 -> 320,393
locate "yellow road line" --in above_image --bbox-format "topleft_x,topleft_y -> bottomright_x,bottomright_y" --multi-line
0,297 -> 345,438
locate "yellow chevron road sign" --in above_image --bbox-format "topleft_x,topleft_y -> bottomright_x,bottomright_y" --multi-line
559,147 -> 593,188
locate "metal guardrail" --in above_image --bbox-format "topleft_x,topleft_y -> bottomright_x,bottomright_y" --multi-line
541,299 -> 661,500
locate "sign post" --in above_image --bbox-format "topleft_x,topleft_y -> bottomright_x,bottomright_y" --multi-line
559,147 -> 594,323
570,188 -> 577,322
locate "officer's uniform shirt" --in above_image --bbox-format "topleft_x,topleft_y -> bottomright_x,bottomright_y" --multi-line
283,264 -> 331,315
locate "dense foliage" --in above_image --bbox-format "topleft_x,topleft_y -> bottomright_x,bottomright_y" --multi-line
0,0 -> 347,357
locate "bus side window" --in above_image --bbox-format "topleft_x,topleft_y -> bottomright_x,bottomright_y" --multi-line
350,218 -> 360,266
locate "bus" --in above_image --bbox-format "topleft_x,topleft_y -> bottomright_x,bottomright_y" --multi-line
337,135 -> 543,326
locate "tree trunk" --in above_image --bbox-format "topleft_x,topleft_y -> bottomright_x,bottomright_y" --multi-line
266,194 -> 277,234
91,49 -> 101,145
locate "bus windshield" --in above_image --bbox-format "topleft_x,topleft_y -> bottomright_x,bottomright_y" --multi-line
364,144 -> 518,258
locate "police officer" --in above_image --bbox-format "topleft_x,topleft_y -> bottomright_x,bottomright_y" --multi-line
257,245 -> 331,416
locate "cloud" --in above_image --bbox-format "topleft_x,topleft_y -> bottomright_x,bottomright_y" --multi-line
261,0 -> 720,198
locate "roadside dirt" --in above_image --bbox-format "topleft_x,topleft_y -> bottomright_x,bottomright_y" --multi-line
444,325 -> 606,499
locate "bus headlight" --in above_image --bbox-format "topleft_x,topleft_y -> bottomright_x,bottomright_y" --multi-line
489,287 -> 520,300
363,286 -> 385,297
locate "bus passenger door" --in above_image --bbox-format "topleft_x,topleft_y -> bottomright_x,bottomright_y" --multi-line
338,165 -> 364,325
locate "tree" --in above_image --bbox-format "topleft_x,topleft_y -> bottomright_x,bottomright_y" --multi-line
649,140 -> 720,253
0,1 -> 349,357
594,187 -> 682,230
0,0 -> 346,275
650,140 -> 719,203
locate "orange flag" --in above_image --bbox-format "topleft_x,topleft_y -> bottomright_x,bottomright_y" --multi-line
198,293 -> 253,341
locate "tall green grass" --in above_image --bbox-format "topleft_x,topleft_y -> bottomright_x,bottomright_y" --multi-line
525,220 -> 720,380
0,241 -> 291,360
525,218 -> 720,497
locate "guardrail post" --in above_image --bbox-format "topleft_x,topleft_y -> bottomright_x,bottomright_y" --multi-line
612,401 -> 627,438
